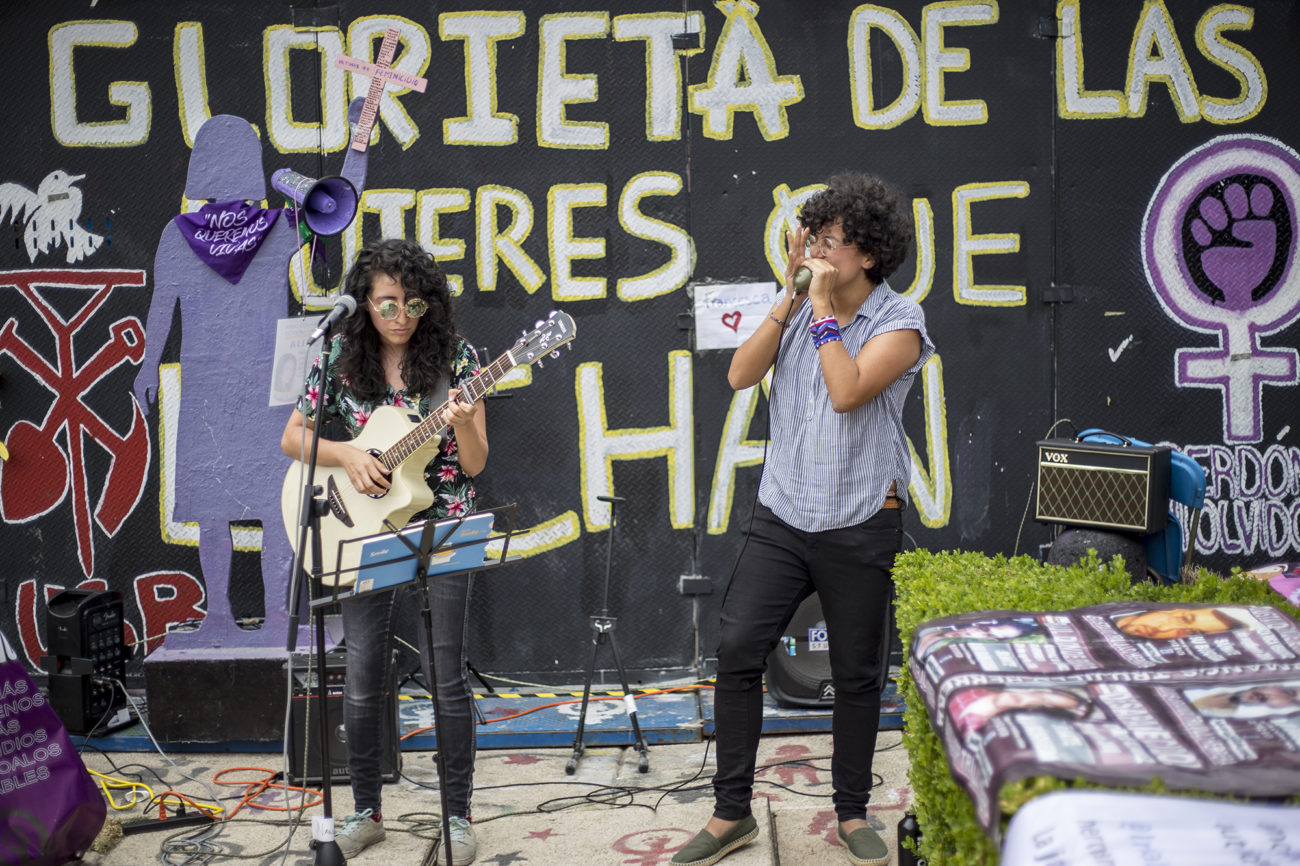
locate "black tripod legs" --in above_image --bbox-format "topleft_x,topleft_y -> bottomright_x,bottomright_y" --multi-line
564,632 -> 601,774
566,493 -> 649,775
565,617 -> 650,775
607,627 -> 651,774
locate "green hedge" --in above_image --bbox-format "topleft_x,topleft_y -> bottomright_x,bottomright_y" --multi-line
892,549 -> 1300,866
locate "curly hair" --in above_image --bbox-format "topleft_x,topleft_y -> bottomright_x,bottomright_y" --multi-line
798,172 -> 913,283
337,238 -> 457,403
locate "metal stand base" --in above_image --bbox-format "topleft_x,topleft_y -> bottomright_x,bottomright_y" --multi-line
564,495 -> 650,775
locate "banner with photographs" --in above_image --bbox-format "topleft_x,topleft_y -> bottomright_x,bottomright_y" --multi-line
908,602 -> 1300,835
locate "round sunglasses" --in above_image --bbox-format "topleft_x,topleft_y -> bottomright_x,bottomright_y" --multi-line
367,297 -> 428,320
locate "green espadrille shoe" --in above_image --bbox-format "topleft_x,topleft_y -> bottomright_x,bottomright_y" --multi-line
838,824 -> 890,866
671,814 -> 759,866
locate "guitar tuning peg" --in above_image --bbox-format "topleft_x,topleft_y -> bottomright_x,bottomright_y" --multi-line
550,350 -> 560,359
534,320 -> 544,329
536,359 -> 544,368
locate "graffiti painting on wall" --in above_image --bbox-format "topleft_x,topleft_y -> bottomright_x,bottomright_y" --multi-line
1144,134 -> 1300,559
2,1 -> 1298,679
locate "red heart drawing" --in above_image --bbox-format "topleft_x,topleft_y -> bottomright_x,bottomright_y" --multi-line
721,311 -> 742,332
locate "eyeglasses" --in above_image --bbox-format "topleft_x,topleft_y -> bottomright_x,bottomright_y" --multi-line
368,297 -> 428,320
805,235 -> 856,256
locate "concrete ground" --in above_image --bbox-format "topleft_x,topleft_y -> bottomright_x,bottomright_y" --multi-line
79,729 -> 913,865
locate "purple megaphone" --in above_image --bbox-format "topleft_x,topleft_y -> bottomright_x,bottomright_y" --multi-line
271,169 -> 358,237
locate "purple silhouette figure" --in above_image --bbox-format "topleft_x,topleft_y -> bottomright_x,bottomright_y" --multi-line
133,99 -> 368,648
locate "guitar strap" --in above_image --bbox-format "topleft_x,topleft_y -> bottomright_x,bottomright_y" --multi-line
435,372 -> 450,412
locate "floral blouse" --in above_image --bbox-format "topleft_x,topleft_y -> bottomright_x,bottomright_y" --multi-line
298,335 -> 482,522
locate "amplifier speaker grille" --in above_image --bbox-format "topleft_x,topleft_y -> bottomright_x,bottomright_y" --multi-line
1039,465 -> 1149,529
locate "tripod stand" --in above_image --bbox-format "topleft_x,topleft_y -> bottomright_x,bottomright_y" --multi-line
565,494 -> 650,775
397,652 -> 494,725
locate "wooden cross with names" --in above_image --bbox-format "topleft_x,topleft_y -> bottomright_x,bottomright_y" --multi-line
335,26 -> 428,152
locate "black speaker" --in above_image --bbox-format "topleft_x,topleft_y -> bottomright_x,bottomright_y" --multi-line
40,589 -> 127,733
287,651 -> 401,786
766,596 -> 835,708
765,591 -> 898,709
1047,527 -> 1149,583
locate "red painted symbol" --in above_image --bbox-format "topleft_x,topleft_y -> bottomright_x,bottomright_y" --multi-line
0,269 -> 149,576
721,311 -> 742,332
503,754 -> 542,765
756,743 -> 822,786
811,810 -> 887,847
335,27 -> 428,152
612,828 -> 694,865
809,809 -> 839,845
525,828 -> 559,841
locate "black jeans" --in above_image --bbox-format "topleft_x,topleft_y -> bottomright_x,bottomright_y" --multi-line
341,572 -> 475,818
713,503 -> 900,823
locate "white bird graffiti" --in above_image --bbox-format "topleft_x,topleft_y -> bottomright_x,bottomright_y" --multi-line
0,170 -> 104,264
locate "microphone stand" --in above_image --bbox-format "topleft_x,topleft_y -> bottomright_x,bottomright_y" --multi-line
285,326 -> 345,866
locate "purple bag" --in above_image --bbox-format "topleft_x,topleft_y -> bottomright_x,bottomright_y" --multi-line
0,630 -> 105,866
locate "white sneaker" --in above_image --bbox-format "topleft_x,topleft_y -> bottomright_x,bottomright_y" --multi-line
335,809 -> 385,858
447,816 -> 476,865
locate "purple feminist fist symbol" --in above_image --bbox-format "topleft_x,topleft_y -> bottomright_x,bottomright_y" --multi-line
1185,176 -> 1290,309
1143,136 -> 1300,443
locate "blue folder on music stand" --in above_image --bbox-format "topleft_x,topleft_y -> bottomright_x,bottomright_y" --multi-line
353,512 -> 495,595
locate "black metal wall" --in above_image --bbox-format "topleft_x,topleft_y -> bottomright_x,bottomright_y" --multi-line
2,1 -> 1297,683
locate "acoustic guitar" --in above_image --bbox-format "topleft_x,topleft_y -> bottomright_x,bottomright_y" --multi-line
281,310 -> 576,585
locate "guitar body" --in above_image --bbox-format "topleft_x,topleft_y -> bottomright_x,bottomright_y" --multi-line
281,404 -> 443,586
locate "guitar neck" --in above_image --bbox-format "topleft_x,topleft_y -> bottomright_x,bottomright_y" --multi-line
380,348 -> 515,470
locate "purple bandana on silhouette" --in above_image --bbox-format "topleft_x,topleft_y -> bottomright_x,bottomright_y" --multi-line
172,200 -> 281,284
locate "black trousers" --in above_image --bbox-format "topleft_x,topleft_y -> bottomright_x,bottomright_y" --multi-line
712,502 -> 900,823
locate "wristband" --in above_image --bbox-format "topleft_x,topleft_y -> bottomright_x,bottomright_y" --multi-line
814,332 -> 843,349
769,313 -> 787,327
810,314 -> 841,349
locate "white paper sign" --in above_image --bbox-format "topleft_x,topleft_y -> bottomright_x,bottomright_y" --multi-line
692,281 -> 778,351
1002,790 -> 1300,866
270,316 -> 321,407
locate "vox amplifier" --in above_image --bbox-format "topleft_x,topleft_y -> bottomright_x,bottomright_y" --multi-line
1035,438 -> 1170,533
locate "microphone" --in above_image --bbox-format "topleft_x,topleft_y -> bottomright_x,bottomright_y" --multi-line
793,266 -> 813,294
308,295 -> 357,344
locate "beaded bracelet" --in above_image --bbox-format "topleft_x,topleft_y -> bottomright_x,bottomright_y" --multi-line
809,315 -> 841,349
813,331 -> 843,349
769,313 -> 787,327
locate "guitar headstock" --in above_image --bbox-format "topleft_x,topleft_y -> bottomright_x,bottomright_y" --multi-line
512,311 -> 577,366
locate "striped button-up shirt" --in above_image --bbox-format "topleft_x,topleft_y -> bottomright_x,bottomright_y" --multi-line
758,280 -> 934,532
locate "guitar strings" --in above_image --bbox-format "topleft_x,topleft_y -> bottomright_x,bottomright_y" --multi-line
381,345 -> 517,468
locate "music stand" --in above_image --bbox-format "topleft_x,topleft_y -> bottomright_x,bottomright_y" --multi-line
314,503 -> 520,864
